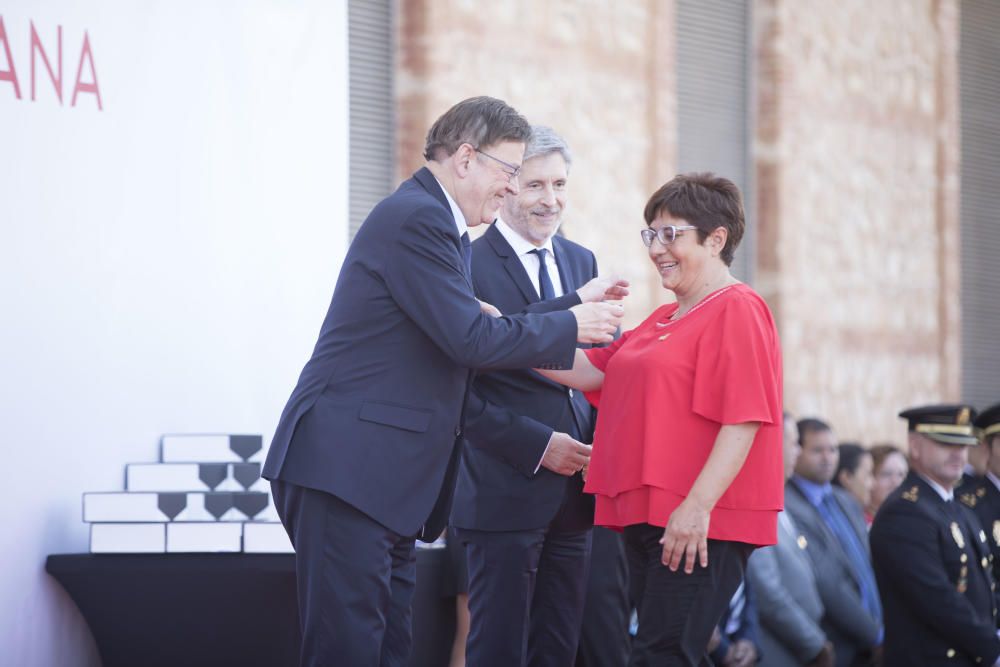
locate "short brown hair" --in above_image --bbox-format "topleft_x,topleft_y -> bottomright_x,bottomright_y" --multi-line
423,97 -> 532,161
642,173 -> 745,266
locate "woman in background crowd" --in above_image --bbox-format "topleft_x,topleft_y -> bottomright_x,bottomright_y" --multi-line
538,172 -> 783,666
865,444 -> 908,525
833,443 -> 874,514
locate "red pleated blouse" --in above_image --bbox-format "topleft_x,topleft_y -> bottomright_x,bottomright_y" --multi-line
583,284 -> 783,546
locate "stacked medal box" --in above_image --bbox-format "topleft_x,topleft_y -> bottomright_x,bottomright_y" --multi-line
84,434 -> 293,553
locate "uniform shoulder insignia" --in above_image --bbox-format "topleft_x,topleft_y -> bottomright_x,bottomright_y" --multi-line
960,492 -> 979,508
902,485 -> 920,502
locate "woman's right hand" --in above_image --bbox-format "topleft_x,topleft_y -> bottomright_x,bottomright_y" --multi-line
660,498 -> 711,574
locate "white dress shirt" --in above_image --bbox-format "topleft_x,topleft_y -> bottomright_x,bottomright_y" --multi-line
432,175 -> 469,239
493,218 -> 565,299
918,473 -> 954,502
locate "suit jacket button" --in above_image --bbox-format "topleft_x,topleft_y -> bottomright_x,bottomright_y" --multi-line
947,649 -> 956,658
455,427 -> 462,437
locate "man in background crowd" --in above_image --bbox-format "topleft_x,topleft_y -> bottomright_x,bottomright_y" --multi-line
785,418 -> 881,666
871,404 -> 1000,665
748,412 -> 834,667
958,402 -> 1000,624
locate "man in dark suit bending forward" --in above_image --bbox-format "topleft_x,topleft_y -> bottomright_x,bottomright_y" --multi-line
262,97 -> 626,667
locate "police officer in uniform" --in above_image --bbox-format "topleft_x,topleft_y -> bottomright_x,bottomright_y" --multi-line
870,404 -> 1000,667
957,402 -> 1000,625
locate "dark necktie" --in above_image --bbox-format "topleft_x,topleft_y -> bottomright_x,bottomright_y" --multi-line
529,248 -> 555,301
460,232 -> 472,277
818,493 -> 883,625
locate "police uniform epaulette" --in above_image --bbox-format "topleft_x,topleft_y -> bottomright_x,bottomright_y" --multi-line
960,492 -> 979,508
902,485 -> 920,502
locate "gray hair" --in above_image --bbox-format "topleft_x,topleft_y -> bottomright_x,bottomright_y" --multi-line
523,125 -> 573,170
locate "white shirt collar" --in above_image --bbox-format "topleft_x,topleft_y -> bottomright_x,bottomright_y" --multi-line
432,174 -> 469,238
494,217 -> 555,257
987,471 -> 1000,493
918,473 -> 954,502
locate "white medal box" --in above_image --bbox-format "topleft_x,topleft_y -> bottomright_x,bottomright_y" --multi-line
160,434 -> 264,463
83,491 -> 271,522
167,523 -> 243,553
125,462 -> 267,492
243,522 -> 294,553
90,523 -> 166,553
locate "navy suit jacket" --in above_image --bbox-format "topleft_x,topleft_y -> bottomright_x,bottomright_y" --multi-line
262,168 -> 578,539
451,224 -> 597,532
785,481 -> 880,667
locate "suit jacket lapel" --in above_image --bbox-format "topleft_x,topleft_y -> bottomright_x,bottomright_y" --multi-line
485,224 -> 538,303
413,167 -> 473,288
790,482 -> 855,574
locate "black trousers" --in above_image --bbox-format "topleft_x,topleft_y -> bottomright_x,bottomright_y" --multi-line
457,524 -> 592,667
576,526 -> 631,667
271,479 -> 416,667
625,524 -> 753,667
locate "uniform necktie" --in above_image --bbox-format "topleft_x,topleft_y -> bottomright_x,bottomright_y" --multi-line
529,248 -> 555,301
461,232 -> 472,276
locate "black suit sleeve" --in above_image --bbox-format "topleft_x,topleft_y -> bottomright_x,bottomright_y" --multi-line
462,389 -> 553,478
383,206 -> 577,370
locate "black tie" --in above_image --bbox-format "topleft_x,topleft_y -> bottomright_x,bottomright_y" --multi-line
461,232 -> 472,276
530,248 -> 555,300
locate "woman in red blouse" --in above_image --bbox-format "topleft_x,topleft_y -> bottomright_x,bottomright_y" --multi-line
538,173 -> 783,666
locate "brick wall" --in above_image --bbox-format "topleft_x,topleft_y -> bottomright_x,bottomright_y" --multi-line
755,0 -> 960,443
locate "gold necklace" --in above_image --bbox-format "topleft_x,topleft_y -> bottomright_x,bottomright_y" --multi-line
655,283 -> 738,340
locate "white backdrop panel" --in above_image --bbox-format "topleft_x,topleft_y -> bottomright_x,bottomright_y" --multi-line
0,2 -> 349,664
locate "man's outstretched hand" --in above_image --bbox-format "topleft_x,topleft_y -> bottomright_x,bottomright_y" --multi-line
570,302 -> 624,344
577,275 -> 630,303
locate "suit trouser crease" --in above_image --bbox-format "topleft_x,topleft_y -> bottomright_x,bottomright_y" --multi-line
459,525 -> 593,667
272,480 -> 417,667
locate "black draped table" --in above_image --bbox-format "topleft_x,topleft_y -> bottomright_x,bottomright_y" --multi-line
46,549 -> 455,667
